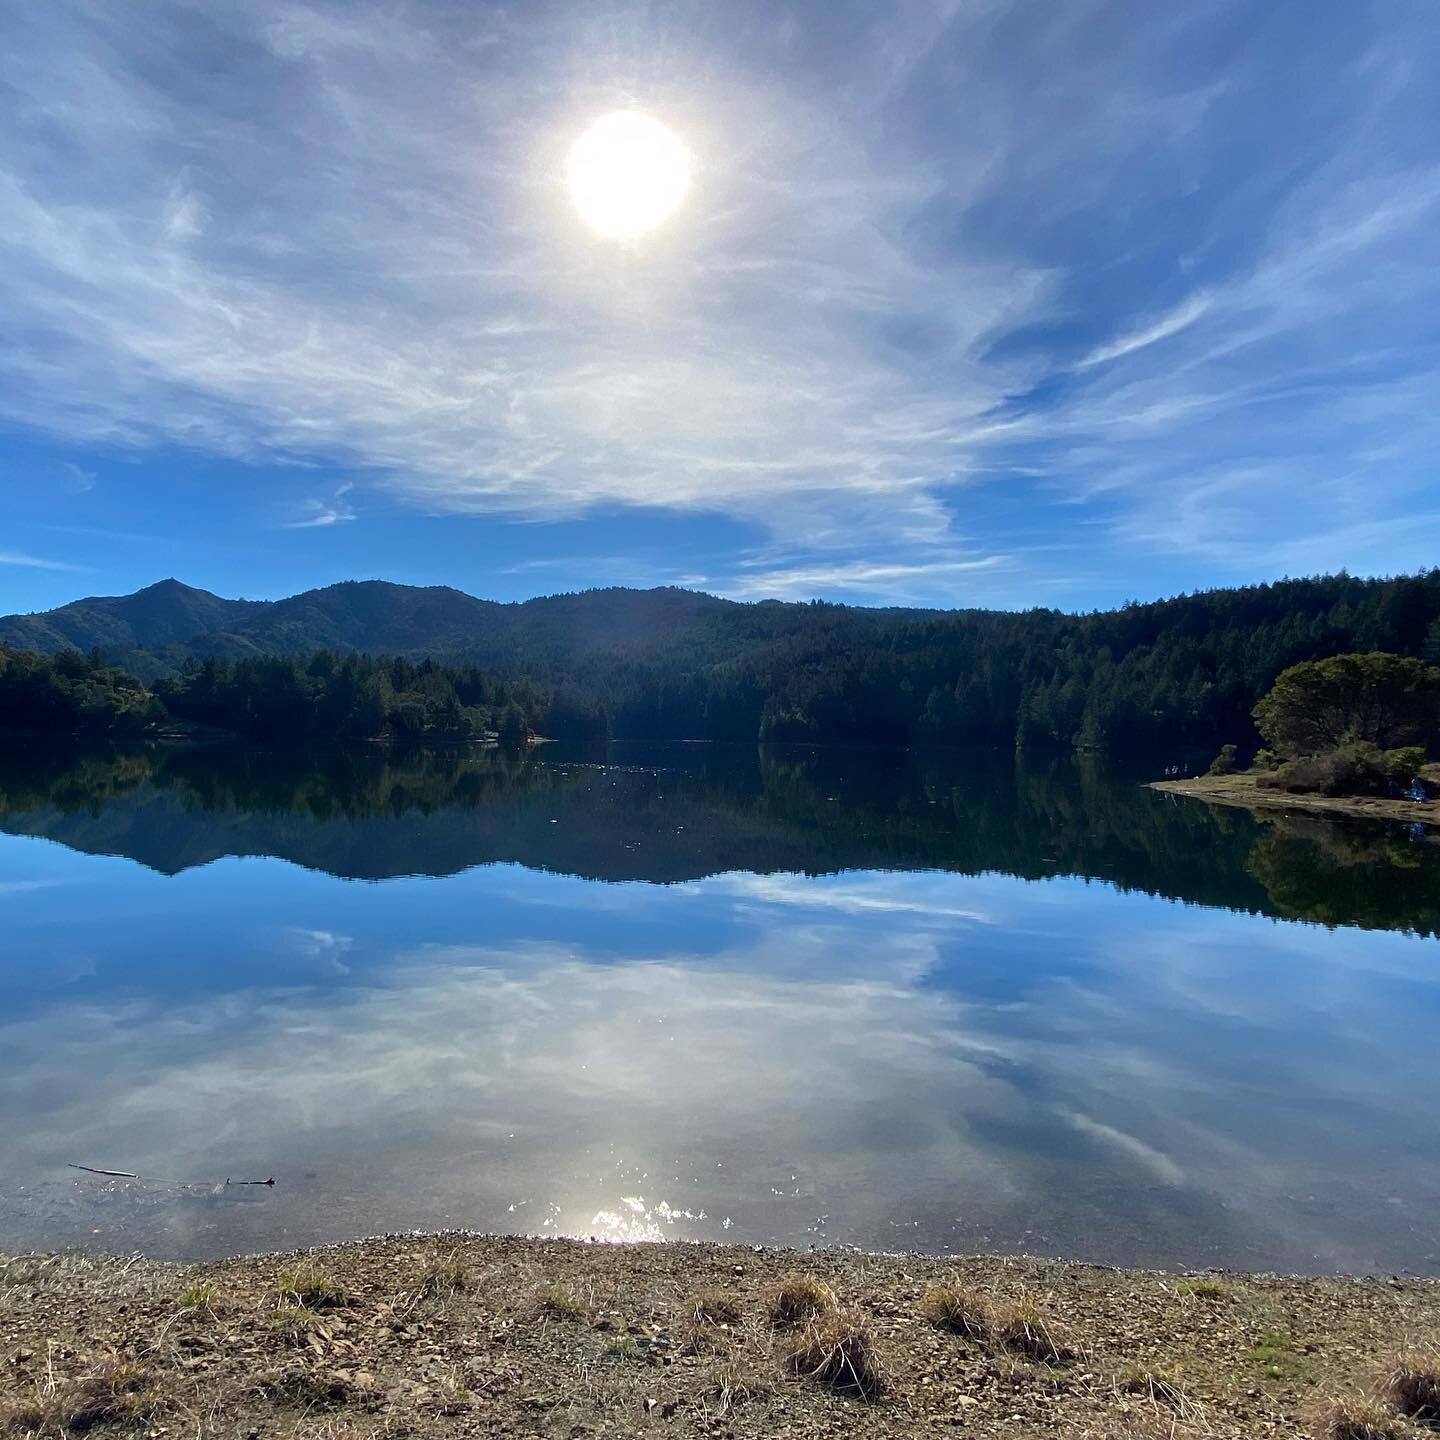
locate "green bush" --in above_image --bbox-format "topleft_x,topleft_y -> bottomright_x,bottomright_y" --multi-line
1208,743 -> 1239,776
1386,746 -> 1428,784
1254,743 -> 1427,797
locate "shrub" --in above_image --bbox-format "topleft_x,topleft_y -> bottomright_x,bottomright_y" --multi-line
921,1283 -> 989,1339
1258,744 -> 1388,797
768,1273 -> 836,1328
1385,746 -> 1428,785
1252,748 -> 1279,771
780,1307 -> 886,1399
1208,743 -> 1239,776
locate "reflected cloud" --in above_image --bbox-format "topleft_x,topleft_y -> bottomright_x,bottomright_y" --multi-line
3,874 -> 1439,1274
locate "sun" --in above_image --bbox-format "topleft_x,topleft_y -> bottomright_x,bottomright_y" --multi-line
566,111 -> 691,240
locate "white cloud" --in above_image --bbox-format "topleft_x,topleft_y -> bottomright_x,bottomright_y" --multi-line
0,550 -> 79,571
278,483 -> 356,530
0,3 -> 1435,593
724,554 -> 1012,603
1074,292 -> 1212,370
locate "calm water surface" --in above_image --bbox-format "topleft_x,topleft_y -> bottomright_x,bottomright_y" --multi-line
1,741 -> 1437,1272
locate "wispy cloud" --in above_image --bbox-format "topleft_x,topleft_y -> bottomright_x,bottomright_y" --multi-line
725,554 -> 1012,603
279,483 -> 356,530
1074,293 -> 1213,370
0,2 -> 1435,597
0,550 -> 79,571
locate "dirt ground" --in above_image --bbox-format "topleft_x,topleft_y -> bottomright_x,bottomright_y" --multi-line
1149,772 -> 1440,827
3,1235 -> 1439,1438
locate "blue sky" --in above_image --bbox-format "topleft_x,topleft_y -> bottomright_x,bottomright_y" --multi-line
1,0 -> 1437,614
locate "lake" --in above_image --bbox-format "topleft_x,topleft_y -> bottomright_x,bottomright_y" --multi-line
1,740 -> 1437,1273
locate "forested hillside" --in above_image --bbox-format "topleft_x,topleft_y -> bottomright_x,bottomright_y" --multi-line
0,648 -> 603,746
2,570 -> 1438,753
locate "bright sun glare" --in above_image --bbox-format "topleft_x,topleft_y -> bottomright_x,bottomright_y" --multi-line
566,111 -> 691,240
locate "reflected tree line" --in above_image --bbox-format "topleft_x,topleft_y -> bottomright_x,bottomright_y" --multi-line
0,741 -> 1435,936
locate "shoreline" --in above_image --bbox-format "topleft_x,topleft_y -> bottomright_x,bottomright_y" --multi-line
1150,771 -> 1440,827
3,1234 -> 1438,1438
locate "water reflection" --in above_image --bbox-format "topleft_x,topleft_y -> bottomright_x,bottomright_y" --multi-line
0,743 -> 1437,1271
1,741 -> 1437,932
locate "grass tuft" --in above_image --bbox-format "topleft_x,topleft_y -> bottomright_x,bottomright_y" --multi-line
271,1302 -> 324,1344
921,1283 -> 990,1339
1317,1398 -> 1411,1440
687,1286 -> 744,1326
989,1296 -> 1074,1364
535,1283 -> 590,1320
1117,1364 -> 1188,1411
1247,1329 -> 1308,1381
277,1263 -> 351,1311
1386,1356 -> 1440,1425
175,1278 -> 219,1315
704,1354 -> 775,1415
768,1273 -> 836,1328
417,1252 -> 470,1298
256,1364 -> 380,1410
1178,1276 -> 1229,1299
780,1306 -> 887,1400
0,1360 -> 170,1434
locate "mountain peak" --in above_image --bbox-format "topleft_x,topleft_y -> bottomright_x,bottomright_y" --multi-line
135,577 -> 211,598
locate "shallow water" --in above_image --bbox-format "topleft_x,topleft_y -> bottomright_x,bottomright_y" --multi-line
0,741 -> 1437,1271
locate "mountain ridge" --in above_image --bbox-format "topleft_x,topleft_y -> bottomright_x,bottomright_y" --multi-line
0,578 -> 865,671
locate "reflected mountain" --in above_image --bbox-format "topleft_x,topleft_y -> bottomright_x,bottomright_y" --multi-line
0,741 -> 1436,934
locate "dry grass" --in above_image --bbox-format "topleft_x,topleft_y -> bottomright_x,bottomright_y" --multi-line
702,1353 -> 776,1416
535,1282 -> 591,1320
1117,1364 -> 1189,1413
1178,1276 -> 1229,1300
277,1263 -> 351,1311
255,1364 -> 382,1411
989,1296 -> 1075,1364
270,1302 -> 324,1344
1386,1354 -> 1440,1425
686,1286 -> 744,1326
922,1282 -> 990,1339
175,1278 -> 220,1316
1316,1398 -> 1411,1440
779,1306 -> 887,1400
768,1272 -> 837,1328
0,1359 -> 170,1434
416,1251 -> 470,1298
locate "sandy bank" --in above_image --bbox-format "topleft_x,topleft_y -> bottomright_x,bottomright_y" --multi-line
1150,772 -> 1440,827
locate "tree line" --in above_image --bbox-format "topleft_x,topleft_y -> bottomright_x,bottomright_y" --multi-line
0,647 -> 610,746
3,569 -> 1438,755
574,570 -> 1440,755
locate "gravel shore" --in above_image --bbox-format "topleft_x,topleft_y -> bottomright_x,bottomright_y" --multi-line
3,1234 -> 1439,1438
